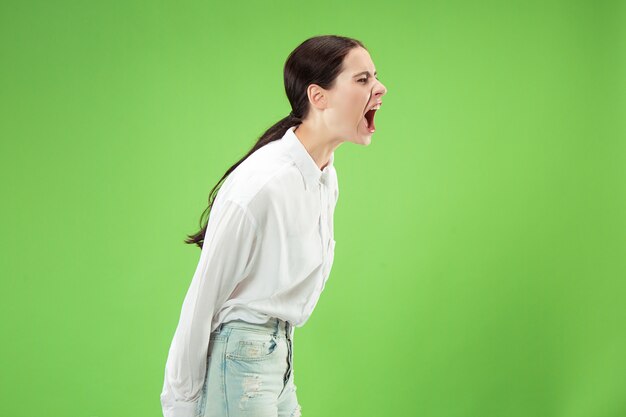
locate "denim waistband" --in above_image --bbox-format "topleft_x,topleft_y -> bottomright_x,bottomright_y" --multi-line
218,317 -> 293,339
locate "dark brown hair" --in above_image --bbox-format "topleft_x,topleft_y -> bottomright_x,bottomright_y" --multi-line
185,35 -> 366,248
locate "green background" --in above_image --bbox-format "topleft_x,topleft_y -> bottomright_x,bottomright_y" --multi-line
2,0 -> 625,416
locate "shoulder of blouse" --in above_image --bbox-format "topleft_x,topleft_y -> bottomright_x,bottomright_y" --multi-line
217,158 -> 302,229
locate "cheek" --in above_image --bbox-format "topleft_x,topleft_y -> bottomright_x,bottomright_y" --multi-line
344,90 -> 368,113
331,87 -> 369,120
335,97 -> 358,118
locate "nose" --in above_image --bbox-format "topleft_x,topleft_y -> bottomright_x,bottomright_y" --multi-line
372,79 -> 387,98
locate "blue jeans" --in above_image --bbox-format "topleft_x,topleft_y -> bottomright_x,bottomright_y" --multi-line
196,317 -> 302,417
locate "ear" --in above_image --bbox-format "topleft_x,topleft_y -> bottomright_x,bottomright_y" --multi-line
306,84 -> 328,111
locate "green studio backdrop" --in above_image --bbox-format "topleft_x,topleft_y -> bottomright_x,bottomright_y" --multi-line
1,1 -> 625,416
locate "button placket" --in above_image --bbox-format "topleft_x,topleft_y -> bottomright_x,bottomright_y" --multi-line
319,171 -> 334,278
318,179 -> 324,252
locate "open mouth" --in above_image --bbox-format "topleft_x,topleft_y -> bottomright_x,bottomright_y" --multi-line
364,108 -> 377,132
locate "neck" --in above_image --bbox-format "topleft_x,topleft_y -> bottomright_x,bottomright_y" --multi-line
293,122 -> 341,170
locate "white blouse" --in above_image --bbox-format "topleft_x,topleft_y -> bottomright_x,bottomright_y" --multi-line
160,125 -> 339,417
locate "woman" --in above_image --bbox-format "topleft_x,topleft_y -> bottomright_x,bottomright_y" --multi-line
160,34 -> 388,417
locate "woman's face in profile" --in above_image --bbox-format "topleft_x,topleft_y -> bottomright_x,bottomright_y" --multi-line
325,47 -> 388,145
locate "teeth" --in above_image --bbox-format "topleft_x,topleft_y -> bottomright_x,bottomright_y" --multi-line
368,103 -> 381,111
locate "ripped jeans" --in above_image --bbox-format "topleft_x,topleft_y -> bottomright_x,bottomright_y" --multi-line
196,317 -> 302,417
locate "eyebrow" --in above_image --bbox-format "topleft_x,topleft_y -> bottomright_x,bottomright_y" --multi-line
353,70 -> 377,78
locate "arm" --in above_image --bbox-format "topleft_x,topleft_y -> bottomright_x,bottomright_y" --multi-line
160,199 -> 260,417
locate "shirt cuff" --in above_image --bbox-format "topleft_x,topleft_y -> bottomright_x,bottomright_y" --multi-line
161,398 -> 199,417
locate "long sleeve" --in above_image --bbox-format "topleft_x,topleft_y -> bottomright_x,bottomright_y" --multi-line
160,199 -> 260,417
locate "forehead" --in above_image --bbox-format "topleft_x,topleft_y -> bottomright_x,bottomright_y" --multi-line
341,47 -> 375,74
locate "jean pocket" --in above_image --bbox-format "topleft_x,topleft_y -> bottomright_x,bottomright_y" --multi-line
226,331 -> 279,362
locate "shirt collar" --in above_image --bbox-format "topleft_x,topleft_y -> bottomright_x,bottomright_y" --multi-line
283,125 -> 334,191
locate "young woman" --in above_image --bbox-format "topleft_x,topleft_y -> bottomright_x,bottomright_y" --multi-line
160,34 -> 388,417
